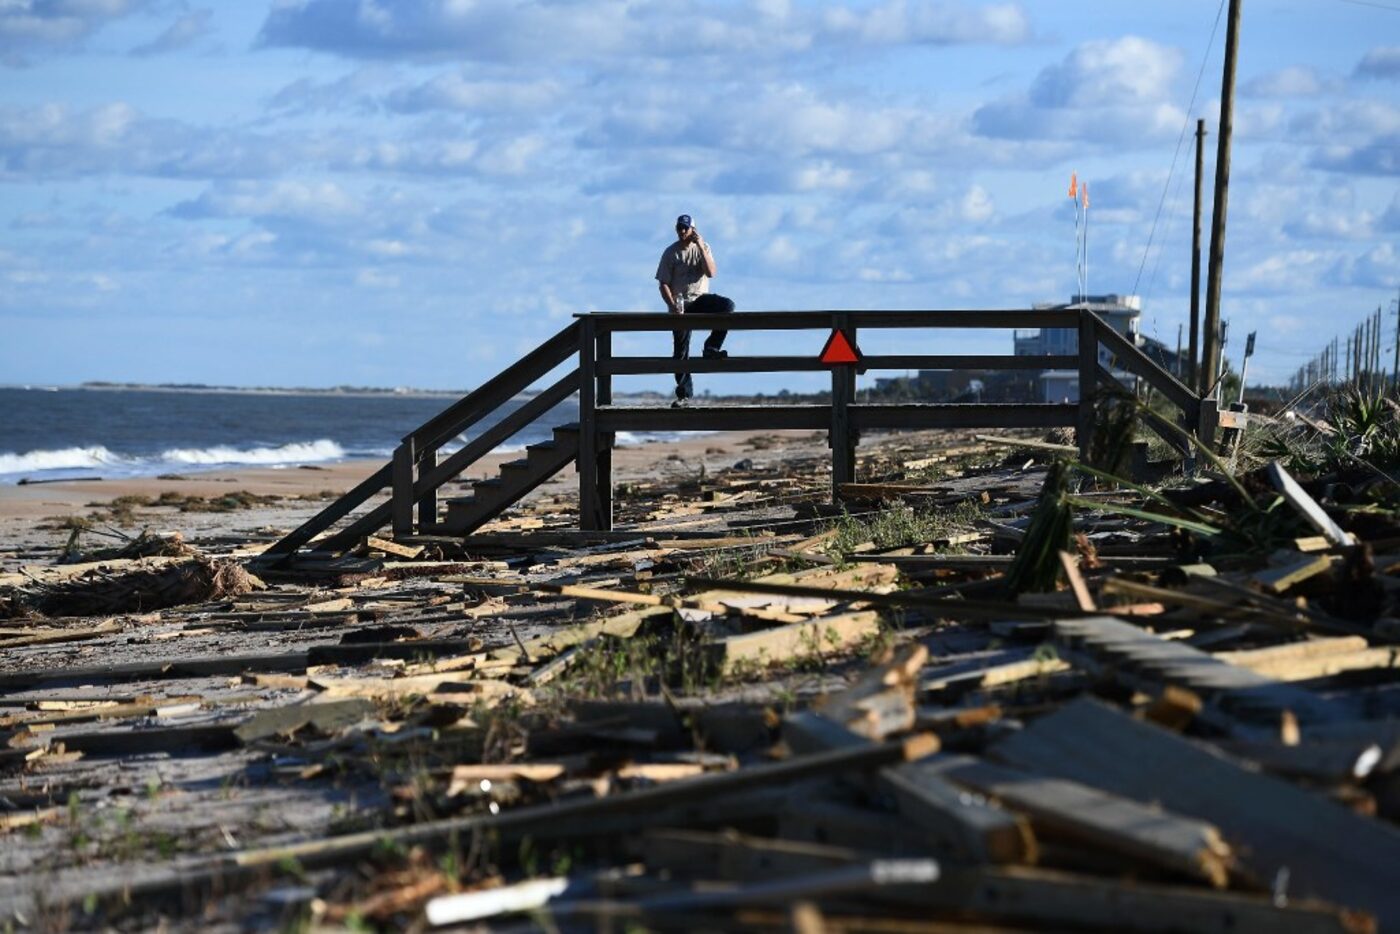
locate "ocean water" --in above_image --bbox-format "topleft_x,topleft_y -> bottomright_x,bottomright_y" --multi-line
0,387 -> 680,484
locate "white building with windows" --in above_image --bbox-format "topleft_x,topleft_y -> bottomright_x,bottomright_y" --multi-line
1015,294 -> 1142,403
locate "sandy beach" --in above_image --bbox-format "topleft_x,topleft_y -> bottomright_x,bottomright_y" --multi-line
0,428 -> 832,558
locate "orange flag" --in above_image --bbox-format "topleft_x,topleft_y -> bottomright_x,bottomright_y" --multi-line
1082,182 -> 1089,209
1068,172 -> 1078,199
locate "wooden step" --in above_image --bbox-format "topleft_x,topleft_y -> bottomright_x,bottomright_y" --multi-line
441,430 -> 580,535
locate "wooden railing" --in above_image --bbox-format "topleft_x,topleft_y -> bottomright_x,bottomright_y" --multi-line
263,309 -> 1213,557
261,321 -> 581,559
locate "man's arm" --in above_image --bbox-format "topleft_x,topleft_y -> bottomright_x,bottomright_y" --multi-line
695,234 -> 717,277
659,282 -> 680,313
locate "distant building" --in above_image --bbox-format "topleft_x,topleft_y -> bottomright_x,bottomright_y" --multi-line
1015,294 -> 1145,403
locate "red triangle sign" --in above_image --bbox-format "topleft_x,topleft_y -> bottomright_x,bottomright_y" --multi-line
820,328 -> 861,365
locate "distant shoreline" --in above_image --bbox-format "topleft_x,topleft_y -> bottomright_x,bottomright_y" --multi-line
2,383 -> 827,404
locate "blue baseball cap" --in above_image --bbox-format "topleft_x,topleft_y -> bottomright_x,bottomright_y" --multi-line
675,214 -> 692,229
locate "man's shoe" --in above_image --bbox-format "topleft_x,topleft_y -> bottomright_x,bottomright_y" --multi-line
671,397 -> 688,408
702,348 -> 728,359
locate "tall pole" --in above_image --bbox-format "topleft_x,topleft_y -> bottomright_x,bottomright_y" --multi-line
1190,119 -> 1207,393
1176,323 -> 1183,377
1391,292 -> 1399,392
1202,0 -> 1243,398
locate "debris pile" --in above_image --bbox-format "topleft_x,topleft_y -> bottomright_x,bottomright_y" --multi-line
0,418 -> 1397,931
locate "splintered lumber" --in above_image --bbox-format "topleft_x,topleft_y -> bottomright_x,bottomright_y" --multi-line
926,755 -> 1233,887
782,710 -> 1032,866
233,698 -> 374,743
639,829 -> 860,881
1216,639 -> 1399,683
1052,616 -> 1347,731
536,582 -> 806,625
991,697 -> 1400,927
360,536 -> 424,559
222,735 -> 937,871
709,611 -> 881,673
1252,552 -> 1337,594
974,434 -> 1078,454
921,652 -> 1071,695
1267,462 -> 1355,547
0,651 -> 312,690
919,866 -> 1372,934
0,618 -> 121,649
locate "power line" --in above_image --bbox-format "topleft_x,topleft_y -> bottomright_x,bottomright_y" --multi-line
1131,0 -> 1227,298
1337,0 -> 1400,12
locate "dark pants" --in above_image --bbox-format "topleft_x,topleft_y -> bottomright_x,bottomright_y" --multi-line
672,293 -> 734,399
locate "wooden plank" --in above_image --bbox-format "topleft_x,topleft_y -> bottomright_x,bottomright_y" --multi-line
1094,315 -> 1198,414
1052,616 -> 1348,730
585,309 -> 1086,331
410,320 -> 580,452
1268,463 -> 1355,547
975,434 -> 1078,454
710,612 -> 881,674
639,829 -> 859,881
1077,312 -> 1097,460
919,865 -> 1369,934
361,536 -> 423,559
227,734 -> 938,871
1252,553 -> 1337,593
991,697 -> 1400,926
783,710 -> 1032,866
598,355 -> 1078,375
595,404 -> 1078,434
258,463 -> 391,558
929,754 -> 1232,886
390,440 -> 415,537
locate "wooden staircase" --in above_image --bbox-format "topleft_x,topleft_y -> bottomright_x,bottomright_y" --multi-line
440,423 -> 579,535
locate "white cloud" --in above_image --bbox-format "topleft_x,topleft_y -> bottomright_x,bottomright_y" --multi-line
1242,66 -> 1339,99
1,0 -> 151,63
1355,46 -> 1400,81
1030,37 -> 1180,107
256,0 -> 1031,64
131,9 -> 212,57
169,179 -> 362,224
973,37 -> 1185,145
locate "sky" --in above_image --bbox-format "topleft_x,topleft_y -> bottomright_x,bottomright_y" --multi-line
2,0 -> 1397,395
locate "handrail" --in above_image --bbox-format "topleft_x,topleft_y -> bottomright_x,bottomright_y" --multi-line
599,354 -> 1077,376
268,307 -> 1216,559
1092,317 -> 1199,415
584,309 -> 1084,332
409,320 -> 581,454
312,370 -> 582,554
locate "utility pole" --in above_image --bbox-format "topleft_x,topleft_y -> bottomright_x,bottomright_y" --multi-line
1190,119 -> 1207,393
1201,0 -> 1243,398
1391,291 -> 1399,392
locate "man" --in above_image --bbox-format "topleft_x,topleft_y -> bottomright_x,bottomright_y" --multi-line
655,214 -> 734,406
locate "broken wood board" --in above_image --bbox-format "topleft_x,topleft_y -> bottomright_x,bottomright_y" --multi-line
1053,615 -> 1349,732
991,696 -> 1400,927
927,754 -> 1233,887
709,611 -> 881,674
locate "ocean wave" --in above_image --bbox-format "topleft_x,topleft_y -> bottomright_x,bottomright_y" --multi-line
0,445 -> 129,474
159,439 -> 346,466
614,431 -> 715,446
0,438 -> 349,482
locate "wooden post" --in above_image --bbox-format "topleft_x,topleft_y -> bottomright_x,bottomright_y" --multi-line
1076,311 -> 1097,461
391,439 -> 415,538
596,327 -> 614,531
416,446 -> 438,532
830,314 -> 856,500
1201,0 -> 1243,398
1190,118 -> 1206,393
577,316 -> 600,530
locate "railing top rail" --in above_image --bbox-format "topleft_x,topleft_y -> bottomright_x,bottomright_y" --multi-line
578,308 -> 1084,332
407,319 -> 581,452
